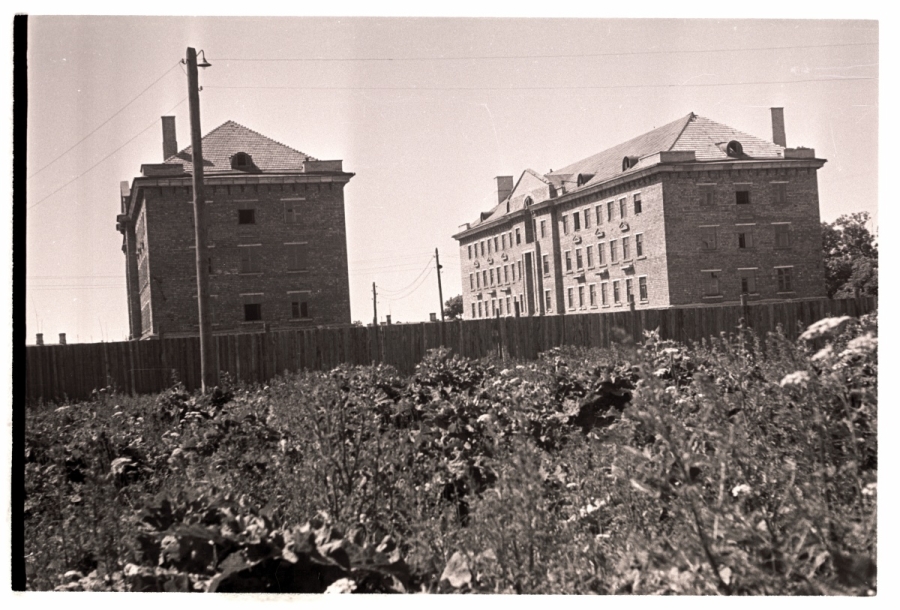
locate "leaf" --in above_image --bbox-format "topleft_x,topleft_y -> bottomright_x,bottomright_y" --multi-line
440,551 -> 471,588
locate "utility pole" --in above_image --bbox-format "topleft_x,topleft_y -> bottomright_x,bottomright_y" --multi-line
372,282 -> 378,326
186,47 -> 214,393
435,248 -> 445,322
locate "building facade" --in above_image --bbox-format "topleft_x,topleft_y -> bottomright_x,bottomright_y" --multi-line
117,118 -> 354,339
453,109 -> 827,319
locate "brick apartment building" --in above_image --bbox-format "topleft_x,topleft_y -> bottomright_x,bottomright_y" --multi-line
453,108 -> 827,319
116,118 -> 354,339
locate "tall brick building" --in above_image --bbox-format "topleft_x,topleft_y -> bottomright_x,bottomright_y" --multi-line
453,109 -> 827,319
117,118 -> 354,339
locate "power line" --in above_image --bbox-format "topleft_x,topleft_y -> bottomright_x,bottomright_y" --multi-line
27,61 -> 182,181
378,256 -> 434,295
27,97 -> 189,211
384,267 -> 434,303
212,42 -> 877,62
206,76 -> 874,93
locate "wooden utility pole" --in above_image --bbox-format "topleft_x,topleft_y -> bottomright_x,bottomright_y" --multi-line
372,282 -> 378,326
435,248 -> 445,322
186,47 -> 214,392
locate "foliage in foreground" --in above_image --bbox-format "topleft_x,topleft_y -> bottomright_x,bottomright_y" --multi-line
24,313 -> 877,594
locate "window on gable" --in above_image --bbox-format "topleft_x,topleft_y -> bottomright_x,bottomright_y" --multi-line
238,208 -> 256,224
231,152 -> 253,170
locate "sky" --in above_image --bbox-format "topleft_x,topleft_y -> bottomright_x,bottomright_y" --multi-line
23,14 -> 880,344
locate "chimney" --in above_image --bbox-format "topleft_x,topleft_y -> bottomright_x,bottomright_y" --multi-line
59,333 -> 67,345
36,333 -> 43,346
496,176 -> 514,204
771,107 -> 786,148
162,116 -> 177,160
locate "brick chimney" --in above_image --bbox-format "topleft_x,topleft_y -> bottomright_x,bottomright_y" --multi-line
162,116 -> 177,160
771,107 -> 786,148
59,333 -> 67,345
496,176 -> 514,204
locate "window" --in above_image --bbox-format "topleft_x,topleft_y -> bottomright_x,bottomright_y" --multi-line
773,183 -> 788,204
244,303 -> 262,321
589,283 -> 597,306
483,270 -> 488,287
597,242 -> 606,266
562,215 -> 569,235
545,290 -> 552,311
239,245 -> 262,274
565,251 -> 573,272
489,268 -> 495,286
567,287 -> 574,309
518,260 -> 523,278
777,267 -> 794,292
468,245 -> 472,259
573,212 -> 581,231
480,241 -> 485,256
510,264 -> 515,282
471,303 -> 476,318
487,239 -> 492,254
586,245 -> 594,268
576,248 -> 584,270
286,242 -> 308,271
626,278 -> 634,303
607,201 -> 614,222
291,300 -> 309,319
542,254 -> 550,275
634,193 -> 642,215
613,280 -> 621,304
596,205 -> 603,225
470,274 -> 474,290
736,189 -> 751,205
610,239 -> 618,263
601,282 -> 608,306
584,209 -> 591,229
622,236 -> 631,260
740,269 -> 758,294
540,220 -> 546,238
232,152 -> 253,169
478,302 -> 483,317
494,236 -> 499,252
619,198 -> 627,218
578,285 -> 585,308
635,233 -> 644,257
238,208 -> 256,224
774,224 -> 791,248
703,271 -> 721,296
737,227 -> 755,249
499,299 -> 504,315
284,200 -> 303,223
699,185 -> 715,207
639,276 -> 648,301
700,226 -> 717,251
516,228 -> 521,245
506,296 -> 511,314
504,265 -> 509,283
501,234 -> 507,250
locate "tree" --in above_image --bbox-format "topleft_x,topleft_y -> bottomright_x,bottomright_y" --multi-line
443,295 -> 463,320
822,212 -> 877,298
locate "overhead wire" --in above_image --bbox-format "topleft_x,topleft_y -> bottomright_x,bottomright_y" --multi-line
384,266 -> 434,303
378,256 -> 434,295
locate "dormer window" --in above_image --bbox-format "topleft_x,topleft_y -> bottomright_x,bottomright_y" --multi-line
231,152 -> 254,170
524,196 -> 534,208
726,140 -> 743,157
622,156 -> 639,172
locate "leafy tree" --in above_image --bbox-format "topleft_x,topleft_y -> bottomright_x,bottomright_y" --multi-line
443,295 -> 463,320
822,212 -> 877,298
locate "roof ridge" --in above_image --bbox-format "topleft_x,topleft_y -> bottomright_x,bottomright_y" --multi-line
667,112 -> 695,152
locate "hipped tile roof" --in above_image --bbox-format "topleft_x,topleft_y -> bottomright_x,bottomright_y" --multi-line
164,120 -> 317,174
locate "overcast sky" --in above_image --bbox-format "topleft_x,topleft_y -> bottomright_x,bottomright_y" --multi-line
24,15 -> 879,344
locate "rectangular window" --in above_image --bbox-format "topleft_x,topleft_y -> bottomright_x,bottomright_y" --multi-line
499,298 -> 504,315
468,245 -> 472,259
476,272 -> 481,289
545,290 -> 552,311
584,209 -> 591,229
501,234 -> 507,250
578,285 -> 585,308
540,220 -> 546,238
483,270 -> 488,287
239,245 -> 262,274
504,265 -> 509,283
487,239 -> 492,255
777,267 -> 794,292
518,260 -> 523,278
703,271 -> 721,296
586,245 -> 593,268
738,228 -> 755,249
286,242 -> 309,271
244,303 -> 262,321
284,200 -> 303,224
635,233 -> 644,257
565,251 -> 572,272
562,215 -> 569,235
494,236 -> 499,252
471,303 -> 476,318
626,278 -> 634,303
573,212 -> 581,231
736,189 -> 751,205
596,205 -> 603,225
576,248 -> 583,270
634,193 -> 642,215
639,276 -> 648,301
478,302 -> 482,317
613,280 -> 621,304
700,226 -> 717,251
601,282 -> 608,306
470,274 -> 475,290
238,208 -> 256,224
773,183 -> 788,204
622,236 -> 631,260
597,242 -> 605,266
619,198 -> 627,218
589,283 -> 597,306
516,228 -> 521,245
567,287 -> 574,309
489,268 -> 495,285
291,300 -> 309,319
699,185 -> 716,207
610,239 -> 618,263
740,269 -> 758,294
607,201 -> 614,222
542,254 -> 549,275
506,296 -> 511,314
774,224 -> 791,248
480,241 -> 485,256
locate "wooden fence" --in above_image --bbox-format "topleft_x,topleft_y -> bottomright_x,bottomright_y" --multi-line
24,297 -> 875,405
